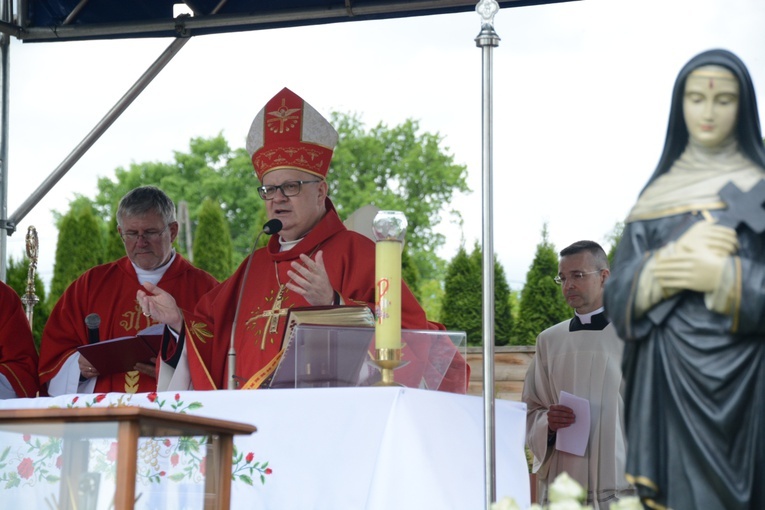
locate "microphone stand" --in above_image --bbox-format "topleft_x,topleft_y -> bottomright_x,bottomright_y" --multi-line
228,220 -> 282,389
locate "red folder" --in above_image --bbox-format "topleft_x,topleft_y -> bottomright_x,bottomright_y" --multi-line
77,324 -> 164,375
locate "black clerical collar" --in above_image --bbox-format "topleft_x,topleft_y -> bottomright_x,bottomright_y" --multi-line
569,312 -> 610,332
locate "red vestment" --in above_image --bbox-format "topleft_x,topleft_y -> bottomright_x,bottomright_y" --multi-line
39,255 -> 218,394
174,200 -> 468,392
0,281 -> 39,397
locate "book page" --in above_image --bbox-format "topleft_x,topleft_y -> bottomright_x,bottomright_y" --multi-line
555,391 -> 590,456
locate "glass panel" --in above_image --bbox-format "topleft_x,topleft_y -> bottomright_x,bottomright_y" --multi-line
274,324 -> 468,393
0,421 -> 213,510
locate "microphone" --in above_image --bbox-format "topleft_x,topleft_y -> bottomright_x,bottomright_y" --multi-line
227,219 -> 283,389
84,313 -> 101,344
262,219 -> 282,236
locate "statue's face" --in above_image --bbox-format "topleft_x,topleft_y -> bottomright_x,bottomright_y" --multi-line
683,65 -> 740,148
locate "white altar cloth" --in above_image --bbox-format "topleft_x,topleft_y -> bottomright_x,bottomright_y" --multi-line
0,387 -> 529,509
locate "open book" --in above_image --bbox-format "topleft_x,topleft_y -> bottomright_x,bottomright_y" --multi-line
270,305 -> 375,388
77,324 -> 165,375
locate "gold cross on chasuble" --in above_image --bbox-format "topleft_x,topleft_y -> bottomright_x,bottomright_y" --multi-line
249,284 -> 290,350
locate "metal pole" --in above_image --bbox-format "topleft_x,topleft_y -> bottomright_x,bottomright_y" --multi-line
4,36 -> 190,234
0,0 -> 11,281
475,1 -> 500,507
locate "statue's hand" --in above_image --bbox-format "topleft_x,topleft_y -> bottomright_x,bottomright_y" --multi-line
654,251 -> 728,293
674,221 -> 738,257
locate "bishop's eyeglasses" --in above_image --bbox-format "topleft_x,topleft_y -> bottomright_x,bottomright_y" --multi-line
257,180 -> 322,200
120,224 -> 170,243
553,270 -> 603,286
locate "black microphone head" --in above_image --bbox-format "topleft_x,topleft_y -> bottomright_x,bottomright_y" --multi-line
263,219 -> 283,235
84,313 -> 101,329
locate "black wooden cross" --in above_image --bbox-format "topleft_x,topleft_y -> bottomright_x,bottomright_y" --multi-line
716,179 -> 765,233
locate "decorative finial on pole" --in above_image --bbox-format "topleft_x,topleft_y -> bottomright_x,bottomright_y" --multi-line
476,0 -> 500,28
22,225 -> 40,325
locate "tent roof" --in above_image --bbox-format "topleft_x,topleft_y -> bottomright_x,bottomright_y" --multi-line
14,0 -> 575,42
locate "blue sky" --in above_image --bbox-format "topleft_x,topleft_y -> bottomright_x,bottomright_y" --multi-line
6,0 -> 765,290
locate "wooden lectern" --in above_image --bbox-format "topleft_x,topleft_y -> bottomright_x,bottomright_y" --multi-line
0,407 -> 256,510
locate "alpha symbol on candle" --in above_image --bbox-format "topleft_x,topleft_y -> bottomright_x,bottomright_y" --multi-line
377,278 -> 389,298
376,278 -> 390,324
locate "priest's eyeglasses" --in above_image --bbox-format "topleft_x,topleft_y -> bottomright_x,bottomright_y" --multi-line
257,180 -> 322,200
120,224 -> 170,243
553,270 -> 602,286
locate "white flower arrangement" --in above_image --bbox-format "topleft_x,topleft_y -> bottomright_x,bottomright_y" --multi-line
491,472 -> 643,510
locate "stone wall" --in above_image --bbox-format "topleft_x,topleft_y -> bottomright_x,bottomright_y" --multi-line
465,345 -> 536,401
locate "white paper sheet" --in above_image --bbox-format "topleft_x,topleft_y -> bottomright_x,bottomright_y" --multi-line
555,391 -> 590,456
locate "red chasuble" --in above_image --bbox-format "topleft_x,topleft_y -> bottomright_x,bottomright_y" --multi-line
0,282 -> 39,398
176,199 -> 468,392
39,255 -> 218,394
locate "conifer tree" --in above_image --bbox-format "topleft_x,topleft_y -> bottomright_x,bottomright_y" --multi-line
605,221 -> 624,268
104,212 -> 126,262
441,246 -> 481,343
440,243 -> 513,346
193,198 -> 233,281
514,224 -> 571,345
49,200 -> 105,306
401,247 -> 421,302
6,255 -> 49,350
489,252 -> 513,346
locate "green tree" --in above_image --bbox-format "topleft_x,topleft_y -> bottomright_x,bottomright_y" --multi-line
441,246 -> 480,343
401,247 -> 421,301
104,212 -> 125,262
329,113 -> 470,281
193,197 -> 233,281
514,224 -> 571,345
489,252 -> 513,346
418,278 -> 443,323
6,255 -> 49,350
49,199 -> 105,306
440,243 -> 513,346
605,221 -> 624,268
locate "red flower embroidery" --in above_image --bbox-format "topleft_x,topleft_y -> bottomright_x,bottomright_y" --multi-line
163,439 -> 172,447
72,396 -> 79,404
17,458 -> 34,479
171,453 -> 179,467
147,392 -> 158,403
95,394 -> 106,403
22,434 -> 30,443
175,393 -> 181,402
56,455 -> 63,469
200,457 -> 206,477
265,468 -> 273,475
159,471 -> 166,477
246,452 -> 254,463
107,442 -> 119,462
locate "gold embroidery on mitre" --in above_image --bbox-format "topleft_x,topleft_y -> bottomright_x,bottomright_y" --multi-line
304,148 -> 321,160
266,98 -> 301,134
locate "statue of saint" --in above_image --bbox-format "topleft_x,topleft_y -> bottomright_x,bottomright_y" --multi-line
605,49 -> 765,510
